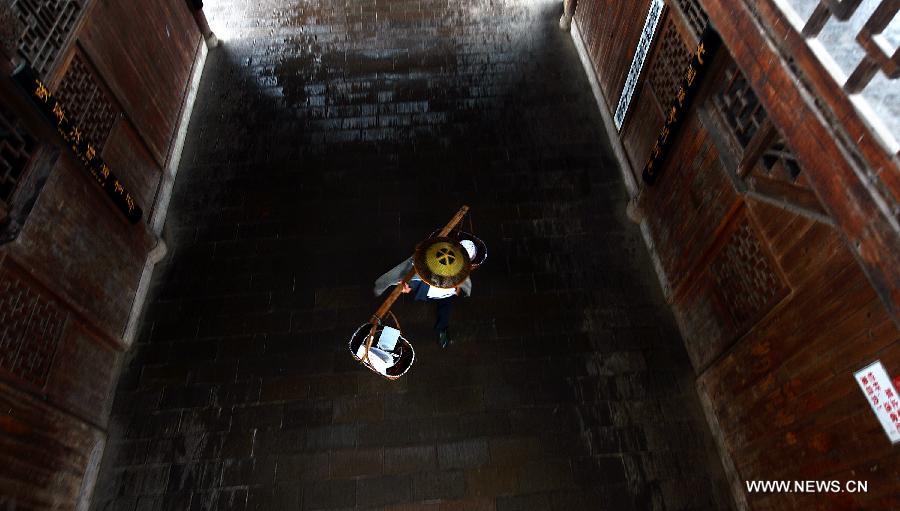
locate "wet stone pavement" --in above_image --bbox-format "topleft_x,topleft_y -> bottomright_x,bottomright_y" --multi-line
91,0 -> 734,510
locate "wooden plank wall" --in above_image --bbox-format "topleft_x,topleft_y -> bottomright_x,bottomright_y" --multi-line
574,2 -> 691,184
0,255 -> 120,508
0,381 -> 105,510
0,0 -> 201,508
573,0 -> 653,115
79,0 -> 200,166
698,200 -> 900,509
574,0 -> 900,508
5,0 -> 202,339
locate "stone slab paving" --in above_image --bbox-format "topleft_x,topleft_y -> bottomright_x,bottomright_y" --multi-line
91,0 -> 734,509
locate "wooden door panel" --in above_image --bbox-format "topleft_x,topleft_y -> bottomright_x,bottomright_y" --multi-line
641,112 -> 739,293
78,0 -> 200,165
672,203 -> 789,370
698,248 -> 900,510
102,119 -> 163,215
574,0 -> 654,112
620,83 -> 663,174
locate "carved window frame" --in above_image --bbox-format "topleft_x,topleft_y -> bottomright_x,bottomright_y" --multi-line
647,11 -> 694,113
0,102 -> 58,244
11,0 -> 84,81
54,47 -> 121,153
699,52 -> 831,222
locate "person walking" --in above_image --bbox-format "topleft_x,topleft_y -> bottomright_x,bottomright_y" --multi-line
374,240 -> 476,348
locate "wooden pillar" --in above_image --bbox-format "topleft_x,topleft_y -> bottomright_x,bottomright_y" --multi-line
560,0 -> 577,30
186,0 -> 219,48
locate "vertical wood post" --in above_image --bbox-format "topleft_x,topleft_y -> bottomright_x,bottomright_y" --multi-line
560,0 -> 577,30
186,0 -> 219,48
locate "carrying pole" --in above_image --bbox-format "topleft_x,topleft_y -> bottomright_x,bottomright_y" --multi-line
362,205 -> 469,361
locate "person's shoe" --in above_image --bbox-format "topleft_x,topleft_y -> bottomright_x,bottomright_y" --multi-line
437,330 -> 451,349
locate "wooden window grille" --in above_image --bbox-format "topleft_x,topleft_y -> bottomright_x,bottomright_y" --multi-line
673,0 -> 709,40
0,104 -> 55,244
11,0 -> 82,78
709,216 -> 788,329
712,63 -> 768,148
760,140 -> 803,183
706,60 -> 828,219
798,0 -> 898,94
55,50 -> 119,152
0,266 -> 67,388
738,121 -> 828,218
648,16 -> 693,110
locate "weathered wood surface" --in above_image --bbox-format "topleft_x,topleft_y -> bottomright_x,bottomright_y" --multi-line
102,119 -> 164,220
639,110 -> 738,296
697,220 -> 900,509
573,0 -> 655,114
0,380 -> 105,510
576,1 -> 900,508
1,1 -> 202,509
0,255 -> 123,418
0,74 -> 154,338
620,80 -> 663,177
78,0 -> 201,166
700,0 -> 900,328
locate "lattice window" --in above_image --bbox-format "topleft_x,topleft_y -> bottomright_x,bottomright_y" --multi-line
712,63 -> 768,148
0,268 -> 67,388
649,16 -> 693,110
673,0 -> 709,39
741,128 -> 827,217
12,0 -> 82,78
710,218 -> 787,327
704,57 -> 828,219
55,50 -> 119,151
0,104 -> 38,214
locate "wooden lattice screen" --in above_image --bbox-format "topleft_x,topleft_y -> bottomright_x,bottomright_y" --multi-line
12,0 -> 82,78
712,63 -> 768,148
648,15 -> 693,111
0,266 -> 68,389
709,61 -> 827,218
55,50 -> 120,152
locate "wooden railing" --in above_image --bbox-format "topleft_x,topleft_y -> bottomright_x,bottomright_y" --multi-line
774,0 -> 899,154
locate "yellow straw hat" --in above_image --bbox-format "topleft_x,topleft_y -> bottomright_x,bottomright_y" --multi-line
412,236 -> 473,288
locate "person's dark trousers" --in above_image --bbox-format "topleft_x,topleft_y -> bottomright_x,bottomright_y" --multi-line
407,280 -> 456,335
431,296 -> 456,333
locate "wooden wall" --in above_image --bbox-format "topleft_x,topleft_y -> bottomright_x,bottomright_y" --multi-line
574,0 -> 696,183
5,0 -> 202,337
0,0 -> 202,508
79,0 -> 200,165
574,0 -> 654,115
573,0 -> 899,508
697,200 -> 900,508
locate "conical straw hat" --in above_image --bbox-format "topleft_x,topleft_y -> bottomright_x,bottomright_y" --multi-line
412,236 -> 472,288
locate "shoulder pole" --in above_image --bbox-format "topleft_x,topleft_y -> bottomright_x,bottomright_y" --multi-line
362,205 -> 470,361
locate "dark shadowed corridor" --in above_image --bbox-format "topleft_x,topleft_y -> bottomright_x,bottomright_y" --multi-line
90,0 -> 733,509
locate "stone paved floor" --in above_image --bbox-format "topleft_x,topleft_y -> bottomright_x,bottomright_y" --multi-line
91,0 -> 734,509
